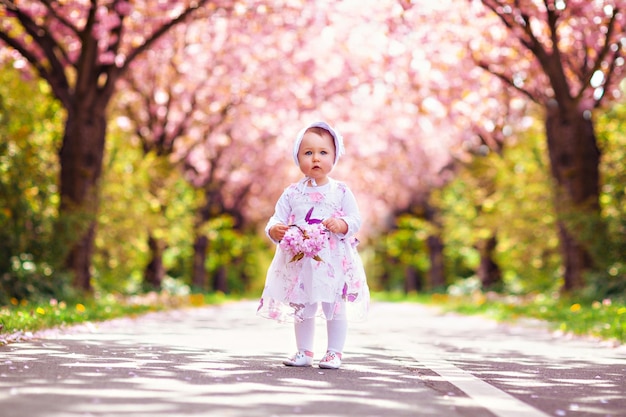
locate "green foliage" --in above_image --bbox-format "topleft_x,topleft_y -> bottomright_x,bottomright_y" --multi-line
369,291 -> 625,343
1,254 -> 75,304
0,292 -> 231,339
583,101 -> 626,298
375,101 -> 626,301
95,119 -> 267,296
94,121 -> 196,294
435,123 -> 562,294
0,64 -> 70,304
422,293 -> 626,344
374,120 -> 562,296
370,215 -> 431,291
199,216 -> 267,294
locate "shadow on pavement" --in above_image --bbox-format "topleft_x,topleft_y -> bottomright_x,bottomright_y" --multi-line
444,348 -> 626,417
0,335 -> 486,417
6,302 -> 624,417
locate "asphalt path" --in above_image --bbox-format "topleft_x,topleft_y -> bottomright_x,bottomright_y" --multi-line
1,301 -> 625,417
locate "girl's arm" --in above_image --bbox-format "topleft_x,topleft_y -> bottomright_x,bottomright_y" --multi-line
265,188 -> 292,243
268,224 -> 289,242
334,186 -> 362,238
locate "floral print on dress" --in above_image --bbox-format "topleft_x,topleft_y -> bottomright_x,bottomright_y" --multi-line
258,179 -> 369,323
309,192 -> 324,203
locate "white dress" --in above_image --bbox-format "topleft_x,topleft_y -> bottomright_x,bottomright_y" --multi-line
257,177 -> 370,323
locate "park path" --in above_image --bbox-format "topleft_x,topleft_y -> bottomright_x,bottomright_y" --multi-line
1,300 -> 625,417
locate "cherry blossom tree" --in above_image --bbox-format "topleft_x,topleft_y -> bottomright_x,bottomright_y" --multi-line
465,0 -> 626,290
112,14 -> 275,290
394,0 -> 626,291
111,1 -> 376,291
178,1 -> 390,290
114,22 -> 219,290
345,0 -> 501,289
0,0 -> 229,291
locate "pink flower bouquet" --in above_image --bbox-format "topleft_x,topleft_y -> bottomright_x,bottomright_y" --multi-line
280,223 -> 326,263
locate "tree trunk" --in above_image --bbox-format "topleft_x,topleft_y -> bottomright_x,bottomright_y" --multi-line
544,101 -> 601,291
237,257 -> 250,290
191,189 -> 217,290
477,235 -> 501,289
144,235 -> 166,289
424,200 -> 446,290
378,255 -> 395,291
192,235 -> 209,290
58,104 -> 107,292
426,235 -> 446,290
404,265 -> 421,293
213,265 -> 229,293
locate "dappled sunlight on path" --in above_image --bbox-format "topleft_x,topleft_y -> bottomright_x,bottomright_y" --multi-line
0,302 -> 472,417
357,302 -> 626,417
1,344 -> 442,416
1,301 -> 625,417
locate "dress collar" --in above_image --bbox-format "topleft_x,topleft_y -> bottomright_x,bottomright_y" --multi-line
297,176 -> 334,193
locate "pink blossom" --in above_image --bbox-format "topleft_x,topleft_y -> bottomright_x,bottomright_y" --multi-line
342,257 -> 350,273
329,235 -> 337,250
269,310 -> 280,320
115,1 -> 133,16
280,224 -> 327,262
331,209 -> 345,217
99,51 -> 116,65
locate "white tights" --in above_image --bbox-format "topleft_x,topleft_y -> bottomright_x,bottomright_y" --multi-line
294,302 -> 347,354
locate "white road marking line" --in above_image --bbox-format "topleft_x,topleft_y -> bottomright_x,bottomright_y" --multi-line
400,346 -> 553,417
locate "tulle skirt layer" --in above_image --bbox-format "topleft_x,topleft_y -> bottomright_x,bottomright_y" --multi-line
257,237 -> 369,323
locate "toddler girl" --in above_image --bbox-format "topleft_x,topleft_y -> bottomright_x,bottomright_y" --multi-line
257,121 -> 369,369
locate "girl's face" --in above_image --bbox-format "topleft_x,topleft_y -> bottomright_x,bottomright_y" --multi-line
297,130 -> 336,185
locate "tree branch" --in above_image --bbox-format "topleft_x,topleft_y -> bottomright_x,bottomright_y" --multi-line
575,7 -> 621,104
122,0 -> 214,69
102,0 -> 217,100
40,0 -> 81,38
73,0 -> 100,101
0,1 -> 72,106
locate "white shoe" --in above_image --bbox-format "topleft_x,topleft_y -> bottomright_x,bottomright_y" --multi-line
283,351 -> 313,367
318,351 -> 342,369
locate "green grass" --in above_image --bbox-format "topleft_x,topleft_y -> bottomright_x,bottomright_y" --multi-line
0,292 -> 230,342
372,291 -> 626,344
3,290 -> 625,345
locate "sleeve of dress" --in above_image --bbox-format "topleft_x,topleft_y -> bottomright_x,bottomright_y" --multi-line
338,186 -> 362,239
265,187 -> 292,244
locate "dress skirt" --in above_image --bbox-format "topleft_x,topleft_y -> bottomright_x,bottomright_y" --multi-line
257,232 -> 369,323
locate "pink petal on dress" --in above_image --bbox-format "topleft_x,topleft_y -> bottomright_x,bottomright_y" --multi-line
342,258 -> 350,273
309,192 -> 324,202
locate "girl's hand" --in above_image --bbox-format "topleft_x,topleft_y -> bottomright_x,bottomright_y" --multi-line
270,223 -> 289,241
322,218 -> 347,234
